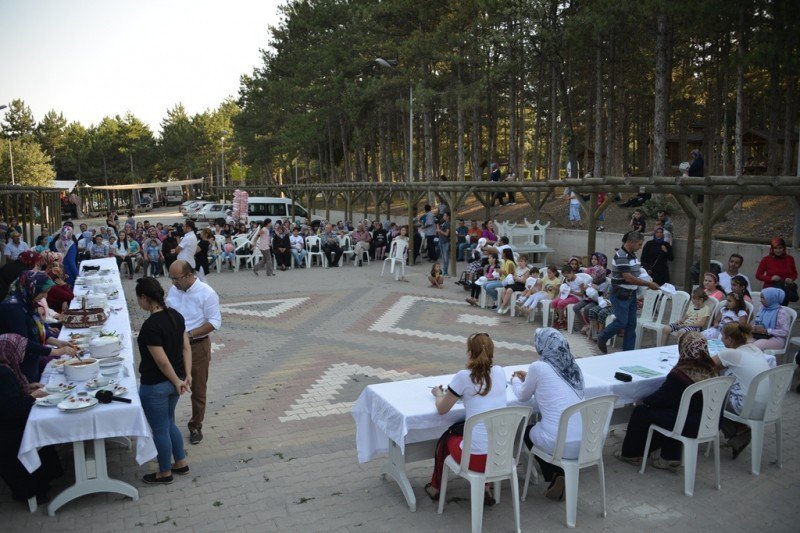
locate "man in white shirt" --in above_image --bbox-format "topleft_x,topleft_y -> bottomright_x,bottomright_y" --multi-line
166,260 -> 222,445
3,232 -> 29,261
172,220 -> 198,270
718,253 -> 750,293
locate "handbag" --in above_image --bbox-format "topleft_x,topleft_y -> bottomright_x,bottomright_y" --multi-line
777,281 -> 799,304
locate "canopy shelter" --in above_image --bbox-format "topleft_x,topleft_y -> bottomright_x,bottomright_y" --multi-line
50,180 -> 80,193
82,178 -> 205,213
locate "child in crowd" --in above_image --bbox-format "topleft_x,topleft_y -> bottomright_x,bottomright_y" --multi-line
577,252 -> 609,334
521,265 -> 562,317
662,288 -> 711,340
219,236 -> 237,270
551,265 -> 593,330
704,292 -> 748,340
630,209 -> 646,233
372,221 -> 388,260
566,188 -> 581,227
730,275 -> 752,303
428,261 -> 444,289
497,255 -> 530,313
466,253 -> 499,306
703,272 -> 726,301
146,238 -> 164,277
515,268 -> 541,314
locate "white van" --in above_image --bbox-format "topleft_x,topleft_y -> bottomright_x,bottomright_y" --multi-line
164,186 -> 184,205
247,197 -> 322,224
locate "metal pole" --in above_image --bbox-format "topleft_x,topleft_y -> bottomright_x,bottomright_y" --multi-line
220,138 -> 226,200
408,84 -> 413,183
8,139 -> 15,185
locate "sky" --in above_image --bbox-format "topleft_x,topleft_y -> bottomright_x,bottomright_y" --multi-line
0,0 -> 283,134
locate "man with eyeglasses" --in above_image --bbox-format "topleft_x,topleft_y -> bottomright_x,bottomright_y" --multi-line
166,260 -> 221,445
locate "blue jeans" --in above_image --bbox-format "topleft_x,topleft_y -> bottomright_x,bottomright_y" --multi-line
456,241 -> 472,261
139,380 -> 186,473
598,292 -> 638,351
438,241 -> 450,275
291,249 -> 307,267
484,281 -> 504,303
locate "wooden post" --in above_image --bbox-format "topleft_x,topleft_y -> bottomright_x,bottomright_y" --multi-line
447,191 -> 459,278
406,191 -> 416,266
699,194 -> 716,281
587,193 -> 597,258
672,194 -> 701,292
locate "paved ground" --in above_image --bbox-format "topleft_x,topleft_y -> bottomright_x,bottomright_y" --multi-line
2,209 -> 799,532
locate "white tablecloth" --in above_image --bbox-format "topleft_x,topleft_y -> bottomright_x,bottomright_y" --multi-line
18,258 -> 156,472
352,344 -> 777,464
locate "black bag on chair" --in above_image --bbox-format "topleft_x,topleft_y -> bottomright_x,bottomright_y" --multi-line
777,281 -> 799,305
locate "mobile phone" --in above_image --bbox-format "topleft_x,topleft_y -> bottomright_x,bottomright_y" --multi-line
614,372 -> 632,382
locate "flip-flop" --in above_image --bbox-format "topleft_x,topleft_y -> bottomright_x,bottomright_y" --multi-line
424,483 -> 439,501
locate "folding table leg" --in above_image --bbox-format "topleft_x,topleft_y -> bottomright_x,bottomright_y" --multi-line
48,439 -> 139,516
379,440 -> 417,512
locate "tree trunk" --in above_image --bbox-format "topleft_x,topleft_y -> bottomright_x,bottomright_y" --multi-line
471,102 -> 481,181
548,65 -> 559,180
457,96 -> 465,181
594,45 -> 603,178
735,9 -> 746,178
653,11 -> 669,178
509,77 -> 518,173
423,108 -> 433,182
767,68 -> 780,176
782,80 -> 794,175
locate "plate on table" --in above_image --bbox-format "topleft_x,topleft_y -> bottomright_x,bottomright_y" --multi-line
36,395 -> 66,407
101,384 -> 128,396
98,356 -> 124,368
57,396 -> 99,412
85,378 -> 117,390
45,381 -> 76,394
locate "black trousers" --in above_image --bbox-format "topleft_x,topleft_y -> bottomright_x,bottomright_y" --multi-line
274,249 -> 292,268
524,424 -> 565,482
621,405 -> 701,461
322,243 -> 343,266
426,236 -> 437,260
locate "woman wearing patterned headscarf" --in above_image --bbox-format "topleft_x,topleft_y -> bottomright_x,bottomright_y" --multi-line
0,333 -> 64,503
616,332 -> 717,471
749,287 -> 791,351
51,224 -> 78,286
511,328 -> 586,500
0,271 -> 76,382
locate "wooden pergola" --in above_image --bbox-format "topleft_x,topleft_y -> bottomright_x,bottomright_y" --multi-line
0,185 -> 64,244
215,175 -> 800,289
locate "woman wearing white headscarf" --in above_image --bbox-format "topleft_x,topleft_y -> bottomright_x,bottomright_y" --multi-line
511,327 -> 585,500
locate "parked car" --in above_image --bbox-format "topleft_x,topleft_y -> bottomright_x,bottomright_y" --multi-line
182,200 -> 213,217
193,203 -> 233,222
247,197 -> 323,225
164,186 -> 184,206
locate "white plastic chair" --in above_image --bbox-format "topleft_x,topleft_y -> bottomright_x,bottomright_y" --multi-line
232,236 -> 256,272
634,290 -> 669,349
305,235 -> 326,268
437,406 -> 532,533
339,235 -> 355,265
749,291 -> 761,317
640,290 -> 690,348
522,395 -> 617,528
380,239 -> 408,280
723,364 -> 794,475
762,307 -> 798,364
639,376 -> 735,496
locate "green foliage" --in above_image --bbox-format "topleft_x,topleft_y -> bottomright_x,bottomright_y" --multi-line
1,99 -> 37,140
642,198 -> 678,219
0,139 -> 56,186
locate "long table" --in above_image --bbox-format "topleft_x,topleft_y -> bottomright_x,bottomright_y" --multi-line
18,258 -> 156,515
351,344 -> 775,511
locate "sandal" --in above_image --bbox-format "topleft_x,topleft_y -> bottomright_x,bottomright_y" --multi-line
424,483 -> 439,501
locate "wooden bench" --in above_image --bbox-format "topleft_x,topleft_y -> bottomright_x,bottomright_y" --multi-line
494,218 -> 555,267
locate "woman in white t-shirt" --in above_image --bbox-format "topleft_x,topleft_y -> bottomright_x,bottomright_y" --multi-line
511,328 -> 585,500
712,322 -> 770,459
426,333 -> 507,504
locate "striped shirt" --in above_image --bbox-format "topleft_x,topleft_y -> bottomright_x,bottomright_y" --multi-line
610,246 -> 641,290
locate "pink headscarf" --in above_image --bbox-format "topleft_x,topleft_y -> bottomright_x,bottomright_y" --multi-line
0,334 -> 30,393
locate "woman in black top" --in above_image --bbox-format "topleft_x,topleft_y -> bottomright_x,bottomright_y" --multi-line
136,277 -> 191,484
194,229 -> 212,280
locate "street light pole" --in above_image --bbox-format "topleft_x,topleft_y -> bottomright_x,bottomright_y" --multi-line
0,104 -> 14,185
375,58 -> 413,183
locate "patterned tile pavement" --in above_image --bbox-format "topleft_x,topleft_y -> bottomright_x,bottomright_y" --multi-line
1,257 -> 798,532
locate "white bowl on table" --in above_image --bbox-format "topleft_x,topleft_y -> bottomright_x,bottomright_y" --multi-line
89,335 -> 122,358
63,358 -> 99,381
